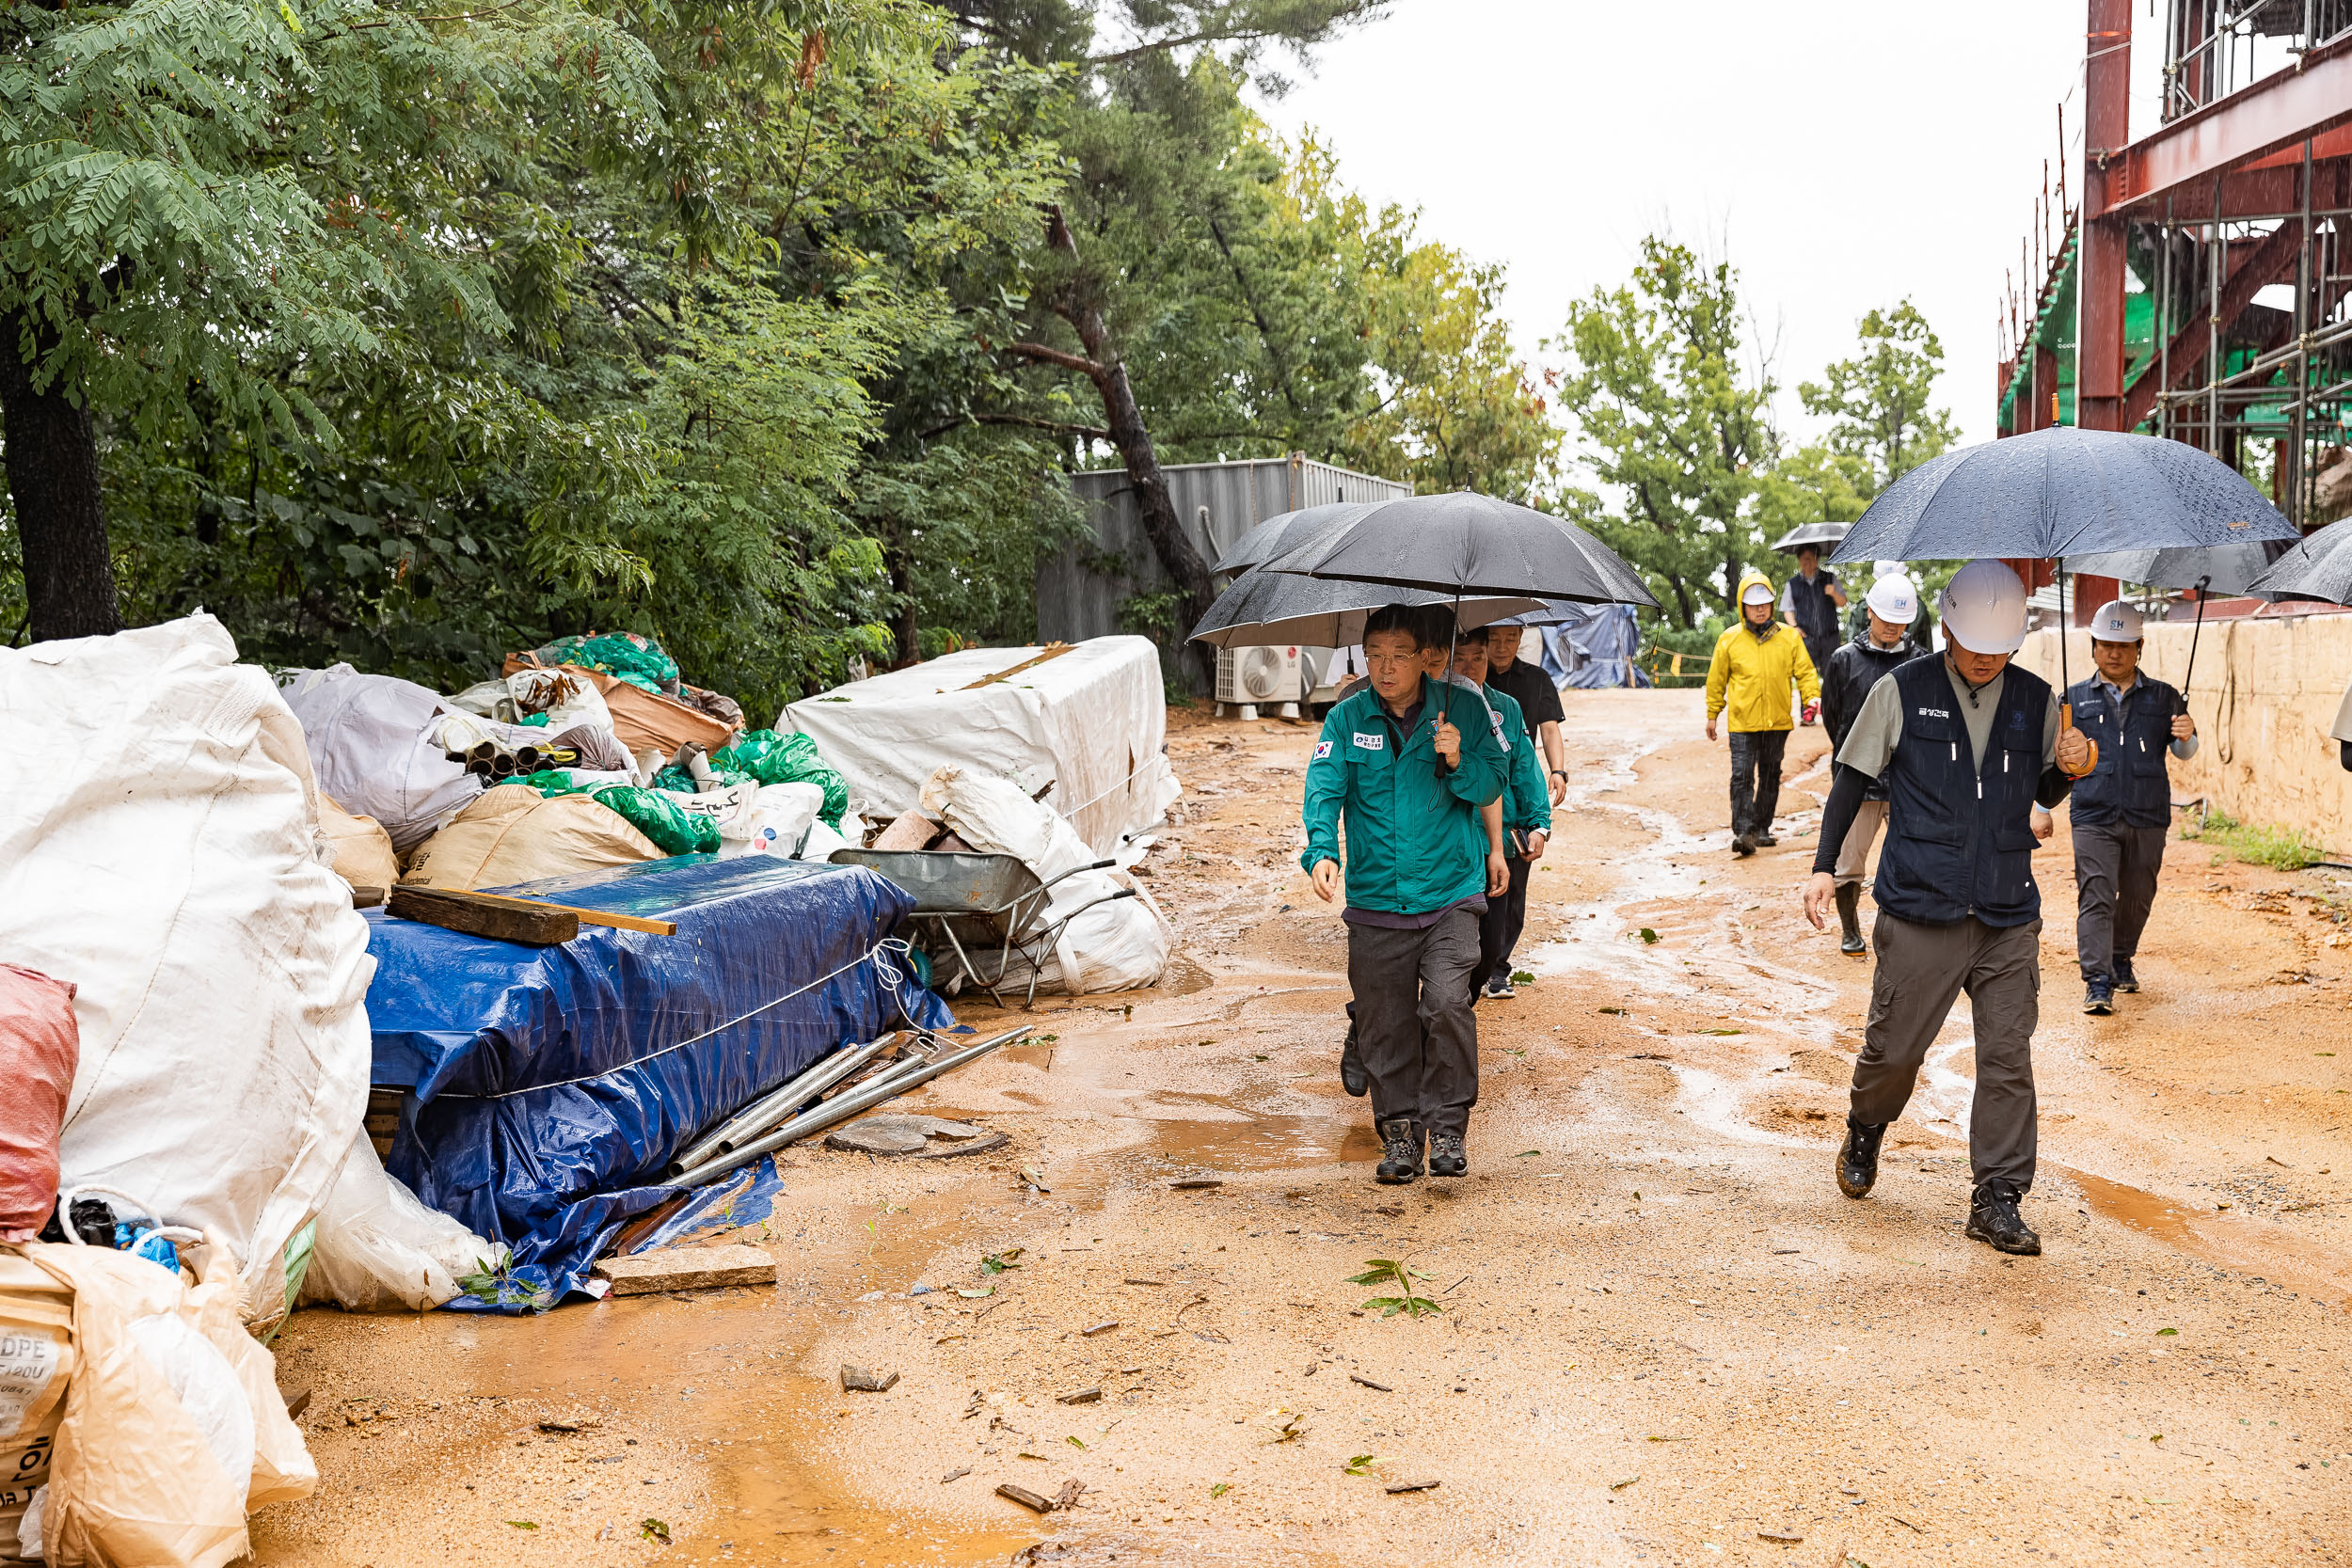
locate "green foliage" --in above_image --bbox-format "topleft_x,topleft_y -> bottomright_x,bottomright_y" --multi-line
2181,809 -> 2322,871
1346,1257 -> 1440,1318
1799,300 -> 1959,491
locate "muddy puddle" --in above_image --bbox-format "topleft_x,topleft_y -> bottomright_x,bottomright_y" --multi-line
2071,1167 -> 2352,1307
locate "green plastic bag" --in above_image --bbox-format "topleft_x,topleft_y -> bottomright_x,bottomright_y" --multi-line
712,729 -> 849,825
516,771 -> 719,856
536,632 -> 679,693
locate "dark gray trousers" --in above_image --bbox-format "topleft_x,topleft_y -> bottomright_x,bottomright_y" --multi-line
1474,855 -> 1534,992
1347,909 -> 1481,1138
1728,729 -> 1788,840
2074,820 -> 2167,981
1850,912 -> 2042,1192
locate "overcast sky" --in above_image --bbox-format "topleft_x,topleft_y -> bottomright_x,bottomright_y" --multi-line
1249,1 -> 2115,452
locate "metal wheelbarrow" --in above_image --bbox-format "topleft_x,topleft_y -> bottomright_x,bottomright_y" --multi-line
828,847 -> 1137,1007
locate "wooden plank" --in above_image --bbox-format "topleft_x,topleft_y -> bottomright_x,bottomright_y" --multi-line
349,885 -> 388,909
961,642 -> 1073,689
386,885 -> 579,945
453,888 -> 676,936
592,1243 -> 777,1296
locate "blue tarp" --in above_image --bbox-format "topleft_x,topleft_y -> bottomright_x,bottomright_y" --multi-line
364,854 -> 954,1305
1540,603 -> 1648,689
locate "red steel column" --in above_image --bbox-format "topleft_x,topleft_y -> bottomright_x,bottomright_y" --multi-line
2075,0 -> 2133,623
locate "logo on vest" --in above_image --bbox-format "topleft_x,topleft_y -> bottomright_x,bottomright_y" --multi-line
1351,732 -> 1385,752
1915,707 -> 1950,719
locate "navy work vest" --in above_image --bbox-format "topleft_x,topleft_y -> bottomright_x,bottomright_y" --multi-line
2065,675 -> 2179,829
1874,657 -> 2051,927
1787,572 -> 1839,644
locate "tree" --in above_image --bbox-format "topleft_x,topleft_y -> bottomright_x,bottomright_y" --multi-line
1799,299 -> 1959,493
1549,237 -> 1775,630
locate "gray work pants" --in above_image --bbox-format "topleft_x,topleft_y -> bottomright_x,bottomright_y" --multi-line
1850,912 -> 2042,1192
1347,910 -> 1481,1138
1832,799 -> 1889,887
2074,820 -> 2167,981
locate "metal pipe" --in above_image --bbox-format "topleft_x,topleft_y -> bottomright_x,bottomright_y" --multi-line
669,1033 -> 899,1175
669,1025 -> 1032,1190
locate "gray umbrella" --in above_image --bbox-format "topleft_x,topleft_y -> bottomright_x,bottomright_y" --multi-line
1771,520 -> 1850,555
2062,542 -> 2288,597
1211,502 -> 1377,578
2245,516 -> 2352,603
1260,491 -> 1658,606
1187,570 -> 1537,649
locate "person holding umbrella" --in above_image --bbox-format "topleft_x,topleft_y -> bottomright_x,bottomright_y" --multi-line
1304,604 -> 1510,1184
1781,542 -> 1849,693
1818,570 -> 1925,956
1802,561 -> 2095,1257
1707,568 -> 1822,857
2067,599 -> 2197,1014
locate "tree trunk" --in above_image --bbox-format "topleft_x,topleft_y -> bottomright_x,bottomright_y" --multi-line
1012,207 -> 1215,689
0,310 -> 120,641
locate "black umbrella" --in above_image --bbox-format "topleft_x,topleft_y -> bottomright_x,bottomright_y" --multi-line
1770,520 -> 1850,555
2065,540 -> 2292,705
1187,571 -> 1538,649
1210,502 -> 1377,578
1833,428 -> 2299,725
2245,515 -> 2352,604
1261,491 -> 1656,752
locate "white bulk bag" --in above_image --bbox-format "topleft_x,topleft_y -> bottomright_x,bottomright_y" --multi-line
278,663 -> 480,852
0,616 -> 374,1323
298,1142 -> 502,1314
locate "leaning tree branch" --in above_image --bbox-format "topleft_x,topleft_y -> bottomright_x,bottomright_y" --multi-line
1006,341 -> 1104,380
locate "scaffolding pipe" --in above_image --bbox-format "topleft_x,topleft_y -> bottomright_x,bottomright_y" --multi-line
668,1032 -> 900,1176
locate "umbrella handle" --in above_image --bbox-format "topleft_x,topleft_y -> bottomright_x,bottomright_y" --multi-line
2180,575 -> 2210,708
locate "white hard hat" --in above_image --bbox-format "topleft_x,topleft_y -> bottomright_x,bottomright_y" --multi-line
1741,579 -> 1774,606
1938,560 -> 2028,656
2089,599 -> 2144,641
1866,573 -> 1920,625
1874,559 -> 1903,578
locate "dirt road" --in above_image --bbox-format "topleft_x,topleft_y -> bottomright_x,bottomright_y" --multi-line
257,689 -> 2351,1568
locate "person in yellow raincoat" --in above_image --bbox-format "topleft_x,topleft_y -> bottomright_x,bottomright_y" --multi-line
1705,567 -> 1821,856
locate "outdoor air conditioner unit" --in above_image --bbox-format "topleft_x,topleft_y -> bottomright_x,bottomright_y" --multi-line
1215,645 -> 1304,716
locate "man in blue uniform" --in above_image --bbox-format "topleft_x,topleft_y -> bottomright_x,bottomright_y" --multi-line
1781,543 -> 1849,712
1802,562 -> 2095,1257
2068,600 -> 2198,1015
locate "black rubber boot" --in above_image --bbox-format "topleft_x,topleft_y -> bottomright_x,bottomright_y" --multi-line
1756,832 -> 1778,847
1965,1180 -> 2042,1256
1836,1116 -> 1886,1198
1375,1118 -> 1423,1184
1427,1132 -> 1467,1178
1340,1018 -> 1368,1097
1836,881 -> 1867,957
1732,833 -> 1756,858
2113,957 -> 2139,992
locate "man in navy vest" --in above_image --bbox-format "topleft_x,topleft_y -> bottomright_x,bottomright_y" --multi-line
2069,599 -> 2197,1015
1781,543 -> 1848,709
1802,561 -> 2094,1256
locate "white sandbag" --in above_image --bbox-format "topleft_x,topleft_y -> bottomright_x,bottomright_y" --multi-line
278,664 -> 480,852
298,1142 -> 501,1313
746,783 -> 824,849
917,766 -> 1169,993
315,793 -> 400,890
400,784 -> 660,891
797,816 -> 851,863
1,616 -> 373,1323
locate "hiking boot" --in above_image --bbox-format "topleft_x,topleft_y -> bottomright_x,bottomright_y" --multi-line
2084,978 -> 2114,1016
1965,1180 -> 2042,1256
1756,832 -> 1778,847
1482,975 -> 1516,1001
1732,833 -> 1756,858
1835,881 -> 1867,957
1836,1117 -> 1886,1198
1375,1118 -> 1423,1184
2113,957 -> 2139,992
1428,1132 -> 1467,1178
1340,1022 -> 1368,1097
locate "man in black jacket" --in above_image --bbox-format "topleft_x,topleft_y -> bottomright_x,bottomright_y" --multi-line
1818,572 -> 1924,957
2068,599 -> 2197,1014
1781,543 -> 1848,705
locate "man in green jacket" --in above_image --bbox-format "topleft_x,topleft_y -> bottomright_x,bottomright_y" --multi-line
1450,630 -> 1552,1000
1305,604 -> 1509,1183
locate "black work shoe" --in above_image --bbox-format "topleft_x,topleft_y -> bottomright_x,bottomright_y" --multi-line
1340,1022 -> 1368,1097
1965,1180 -> 2042,1256
2113,957 -> 2139,992
1732,834 -> 1756,858
2084,979 -> 2114,1015
1375,1118 -> 1422,1184
1835,881 -> 1867,957
1427,1132 -> 1467,1178
1836,1117 -> 1886,1198
1756,832 -> 1779,847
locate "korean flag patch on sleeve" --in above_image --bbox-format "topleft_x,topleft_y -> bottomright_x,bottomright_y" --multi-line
1312,739 -> 1333,760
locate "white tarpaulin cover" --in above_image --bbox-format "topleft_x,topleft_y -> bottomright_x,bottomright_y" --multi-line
780,637 -> 1181,854
0,616 -> 374,1325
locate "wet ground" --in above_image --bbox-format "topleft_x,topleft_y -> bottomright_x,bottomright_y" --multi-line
257,689 -> 2351,1567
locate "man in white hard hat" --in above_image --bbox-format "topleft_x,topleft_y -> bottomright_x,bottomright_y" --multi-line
1706,569 -> 1821,856
1817,571 -> 1926,957
2067,599 -> 2198,1014
1802,561 -> 2095,1256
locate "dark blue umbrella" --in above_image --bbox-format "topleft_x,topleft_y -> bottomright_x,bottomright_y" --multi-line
1829,428 -> 2299,566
